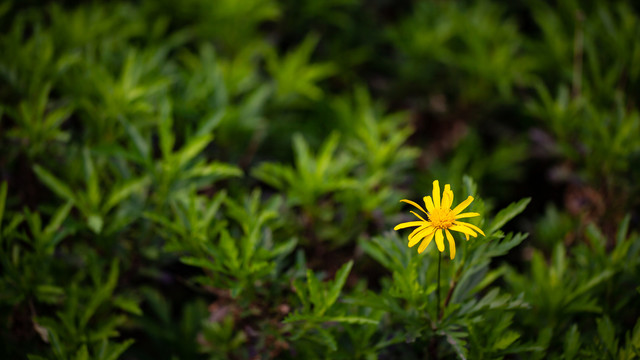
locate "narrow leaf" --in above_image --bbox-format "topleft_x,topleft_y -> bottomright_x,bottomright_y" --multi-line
487,198 -> 531,235
33,165 -> 76,203
83,148 -> 101,207
306,269 -> 324,311
43,201 -> 73,239
103,176 -> 150,213
314,327 -> 337,352
102,339 -> 135,360
80,259 -> 119,327
175,135 -> 212,168
326,260 -> 353,309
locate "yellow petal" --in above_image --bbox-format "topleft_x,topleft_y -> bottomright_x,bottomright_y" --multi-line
394,221 -> 426,230
451,196 -> 474,215
410,211 -> 429,223
445,229 -> 456,260
408,224 -> 428,240
432,180 -> 441,209
408,225 -> 427,242
435,229 -> 444,252
449,224 -> 478,237
442,184 -> 453,209
393,221 -> 424,231
409,226 -> 434,247
455,212 -> 480,219
455,221 -> 486,236
423,196 -> 435,213
400,199 -> 429,216
418,230 -> 436,253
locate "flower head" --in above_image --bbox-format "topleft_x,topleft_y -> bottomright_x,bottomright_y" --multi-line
394,180 -> 485,259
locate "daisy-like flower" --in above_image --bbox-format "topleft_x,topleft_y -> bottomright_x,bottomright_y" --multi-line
394,180 -> 485,259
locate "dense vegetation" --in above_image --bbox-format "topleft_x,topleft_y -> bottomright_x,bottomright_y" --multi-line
1,0 -> 639,359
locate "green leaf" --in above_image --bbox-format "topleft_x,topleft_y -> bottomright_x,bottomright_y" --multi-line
306,269 -> 324,311
326,260 -> 353,309
194,109 -> 225,137
272,237 -> 298,257
321,316 -> 378,325
87,214 -> 104,234
33,165 -> 76,203
358,237 -> 393,271
43,201 -> 73,240
48,327 -> 66,360
35,285 -> 65,304
292,279 -> 310,311
494,331 -> 520,350
314,327 -> 337,352
27,356 -> 49,360
487,198 -> 531,235
103,175 -> 150,213
73,345 -> 89,360
180,256 -> 217,272
83,148 -> 101,207
175,135 -> 212,168
121,117 -> 150,160
585,223 -> 607,255
442,330 -> 469,360
219,230 -> 240,271
293,133 -> 313,182
615,214 -> 630,245
566,269 -> 613,304
101,339 -> 135,360
563,324 -> 581,360
316,132 -> 340,177
283,314 -> 378,325
597,316 -> 618,358
158,113 -> 175,160
184,162 -> 242,180
113,296 -> 143,316
80,259 -> 119,328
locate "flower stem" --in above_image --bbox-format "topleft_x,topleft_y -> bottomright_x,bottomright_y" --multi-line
436,251 -> 441,322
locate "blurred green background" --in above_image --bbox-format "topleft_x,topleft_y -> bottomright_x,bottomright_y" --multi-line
1,0 -> 639,359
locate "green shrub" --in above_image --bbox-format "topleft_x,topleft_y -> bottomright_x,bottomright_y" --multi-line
1,1 -> 639,359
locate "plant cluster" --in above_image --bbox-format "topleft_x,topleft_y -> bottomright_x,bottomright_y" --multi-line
1,0 -> 639,359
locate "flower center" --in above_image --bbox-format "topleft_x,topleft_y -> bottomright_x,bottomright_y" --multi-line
428,208 -> 455,229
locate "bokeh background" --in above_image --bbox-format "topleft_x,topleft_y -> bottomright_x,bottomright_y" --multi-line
1,0 -> 639,359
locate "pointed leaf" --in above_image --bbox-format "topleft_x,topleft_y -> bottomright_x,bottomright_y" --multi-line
487,198 -> 531,235
43,201 -> 73,240
314,327 -> 337,352
120,117 -> 150,160
83,148 -> 101,207
80,259 -> 119,328
102,339 -> 135,360
103,176 -> 150,213
306,269 -> 324,310
563,324 -> 581,360
33,165 -> 76,203
326,260 -> 353,309
175,135 -> 212,168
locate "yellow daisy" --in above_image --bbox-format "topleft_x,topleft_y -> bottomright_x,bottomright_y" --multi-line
394,180 -> 485,259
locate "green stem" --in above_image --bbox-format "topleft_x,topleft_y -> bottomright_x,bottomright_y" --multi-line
437,251 -> 441,322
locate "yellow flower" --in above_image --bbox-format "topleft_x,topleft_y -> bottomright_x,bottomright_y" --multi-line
394,180 -> 485,259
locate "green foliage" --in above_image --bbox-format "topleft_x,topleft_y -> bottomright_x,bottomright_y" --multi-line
353,190 -> 534,359
2,0 -> 640,359
389,1 -> 534,102
266,34 -> 336,104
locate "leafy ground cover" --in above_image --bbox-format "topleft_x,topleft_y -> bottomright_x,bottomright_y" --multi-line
1,0 -> 639,359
